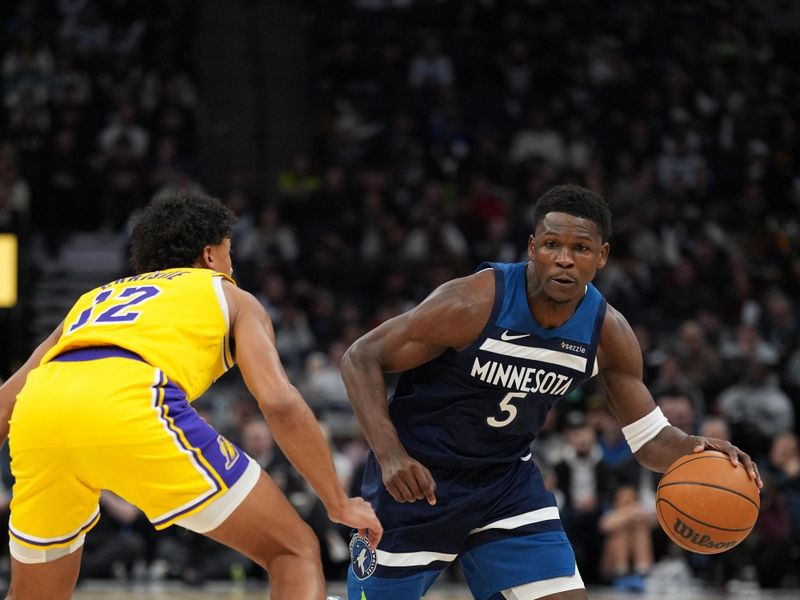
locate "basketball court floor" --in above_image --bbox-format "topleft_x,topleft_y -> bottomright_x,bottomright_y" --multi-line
70,580 -> 799,599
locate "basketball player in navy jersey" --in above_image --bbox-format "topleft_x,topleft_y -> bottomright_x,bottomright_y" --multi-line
341,184 -> 762,600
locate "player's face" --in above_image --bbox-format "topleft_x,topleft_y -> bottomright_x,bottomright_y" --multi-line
528,212 -> 609,303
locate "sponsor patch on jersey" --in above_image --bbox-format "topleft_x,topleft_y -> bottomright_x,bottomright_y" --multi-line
560,340 -> 587,354
217,435 -> 240,470
349,534 -> 377,580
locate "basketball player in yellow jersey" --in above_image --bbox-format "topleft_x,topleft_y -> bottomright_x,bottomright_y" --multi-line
0,193 -> 382,600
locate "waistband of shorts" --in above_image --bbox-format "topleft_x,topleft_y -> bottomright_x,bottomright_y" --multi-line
51,346 -> 145,363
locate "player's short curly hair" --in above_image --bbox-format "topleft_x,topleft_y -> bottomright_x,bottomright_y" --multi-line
130,193 -> 236,274
532,184 -> 612,242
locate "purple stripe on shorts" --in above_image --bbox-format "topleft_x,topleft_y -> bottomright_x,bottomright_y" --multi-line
151,375 -> 249,526
52,346 -> 144,363
10,509 -> 100,547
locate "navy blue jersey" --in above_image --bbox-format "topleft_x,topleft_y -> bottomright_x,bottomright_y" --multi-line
388,261 -> 607,468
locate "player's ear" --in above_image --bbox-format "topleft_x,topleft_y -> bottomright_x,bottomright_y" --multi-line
597,241 -> 610,269
528,234 -> 535,260
197,244 -> 215,269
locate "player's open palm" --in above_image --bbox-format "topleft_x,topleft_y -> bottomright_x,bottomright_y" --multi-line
328,497 -> 383,550
381,451 -> 437,505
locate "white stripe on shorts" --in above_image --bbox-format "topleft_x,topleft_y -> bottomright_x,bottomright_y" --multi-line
502,563 -> 585,599
10,534 -> 86,564
376,548 -> 458,568
174,455 -> 260,533
469,506 -> 560,534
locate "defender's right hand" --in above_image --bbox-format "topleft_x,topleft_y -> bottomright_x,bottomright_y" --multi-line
380,453 -> 437,505
327,497 -> 383,550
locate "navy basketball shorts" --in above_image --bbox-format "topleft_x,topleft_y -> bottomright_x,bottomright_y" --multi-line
348,456 -> 576,600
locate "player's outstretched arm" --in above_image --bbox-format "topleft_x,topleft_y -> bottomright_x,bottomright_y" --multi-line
597,305 -> 762,487
224,282 -> 383,548
0,322 -> 63,447
341,271 -> 493,505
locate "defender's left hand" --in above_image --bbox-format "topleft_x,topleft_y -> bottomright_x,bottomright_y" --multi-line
692,436 -> 763,489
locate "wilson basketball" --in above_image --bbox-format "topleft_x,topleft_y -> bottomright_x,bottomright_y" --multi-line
655,450 -> 760,554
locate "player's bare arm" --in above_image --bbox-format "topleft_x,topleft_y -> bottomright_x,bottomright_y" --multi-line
222,281 -> 383,547
0,322 -> 63,446
342,270 -> 494,505
596,304 -> 762,487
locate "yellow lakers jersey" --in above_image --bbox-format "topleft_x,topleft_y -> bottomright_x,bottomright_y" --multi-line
41,268 -> 235,400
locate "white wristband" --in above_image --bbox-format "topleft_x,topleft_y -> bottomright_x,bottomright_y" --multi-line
621,406 -> 670,453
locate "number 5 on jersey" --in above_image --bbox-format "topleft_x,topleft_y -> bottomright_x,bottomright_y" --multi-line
68,286 -> 161,333
487,392 -> 526,428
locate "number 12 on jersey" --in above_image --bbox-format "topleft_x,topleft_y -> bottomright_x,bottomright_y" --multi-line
68,286 -> 161,333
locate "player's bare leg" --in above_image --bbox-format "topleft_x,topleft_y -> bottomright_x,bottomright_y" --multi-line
601,526 -> 630,580
631,520 -> 653,574
501,566 -> 588,600
204,470 -> 325,600
7,546 -> 83,600
501,583 -> 588,599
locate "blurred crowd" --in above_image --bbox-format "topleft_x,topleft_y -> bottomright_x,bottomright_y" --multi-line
2,0 -> 800,593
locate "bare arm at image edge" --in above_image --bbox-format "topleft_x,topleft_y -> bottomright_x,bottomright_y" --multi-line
224,281 -> 383,546
0,322 -> 64,447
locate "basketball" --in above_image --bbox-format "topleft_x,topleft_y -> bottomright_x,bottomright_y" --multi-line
655,450 -> 760,554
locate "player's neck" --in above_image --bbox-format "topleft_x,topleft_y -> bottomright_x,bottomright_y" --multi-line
526,272 -> 586,329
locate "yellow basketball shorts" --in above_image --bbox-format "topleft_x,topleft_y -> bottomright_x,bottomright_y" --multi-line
9,347 -> 253,557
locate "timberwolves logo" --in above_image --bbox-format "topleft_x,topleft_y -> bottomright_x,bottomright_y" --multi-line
349,534 -> 377,580
217,435 -> 240,470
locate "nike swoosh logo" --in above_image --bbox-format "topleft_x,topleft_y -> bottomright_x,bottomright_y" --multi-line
500,330 -> 530,341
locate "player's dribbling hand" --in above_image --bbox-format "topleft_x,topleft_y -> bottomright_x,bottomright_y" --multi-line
692,435 -> 763,488
380,452 -> 437,505
328,497 -> 383,550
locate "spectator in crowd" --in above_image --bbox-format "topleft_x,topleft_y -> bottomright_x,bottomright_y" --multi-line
598,485 -> 654,593
553,413 -> 605,584
656,391 -> 697,436
673,319 -> 724,404
718,357 -> 795,458
763,433 -> 800,536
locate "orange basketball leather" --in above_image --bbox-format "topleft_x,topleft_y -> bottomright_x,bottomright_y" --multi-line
656,450 -> 760,554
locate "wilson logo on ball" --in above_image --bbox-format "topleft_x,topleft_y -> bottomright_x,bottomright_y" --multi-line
673,518 -> 737,551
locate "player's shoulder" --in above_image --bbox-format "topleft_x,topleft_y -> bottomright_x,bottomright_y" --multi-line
426,268 -> 495,311
219,279 -> 264,320
598,301 -> 641,369
600,302 -> 636,340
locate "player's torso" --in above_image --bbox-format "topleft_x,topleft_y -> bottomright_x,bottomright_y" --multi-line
389,261 -> 606,467
41,268 -> 234,400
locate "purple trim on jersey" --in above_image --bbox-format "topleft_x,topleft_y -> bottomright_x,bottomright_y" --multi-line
222,333 -> 233,370
10,508 -> 100,547
51,346 -> 144,363
150,374 -> 248,527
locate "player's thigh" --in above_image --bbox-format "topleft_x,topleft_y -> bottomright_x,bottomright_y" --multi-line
100,372 -> 255,531
461,461 -> 579,598
348,564 -> 444,600
202,469 -> 320,567
536,590 -> 587,600
8,443 -> 102,559
9,363 -> 103,565
488,592 -> 587,600
494,568 -> 587,600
